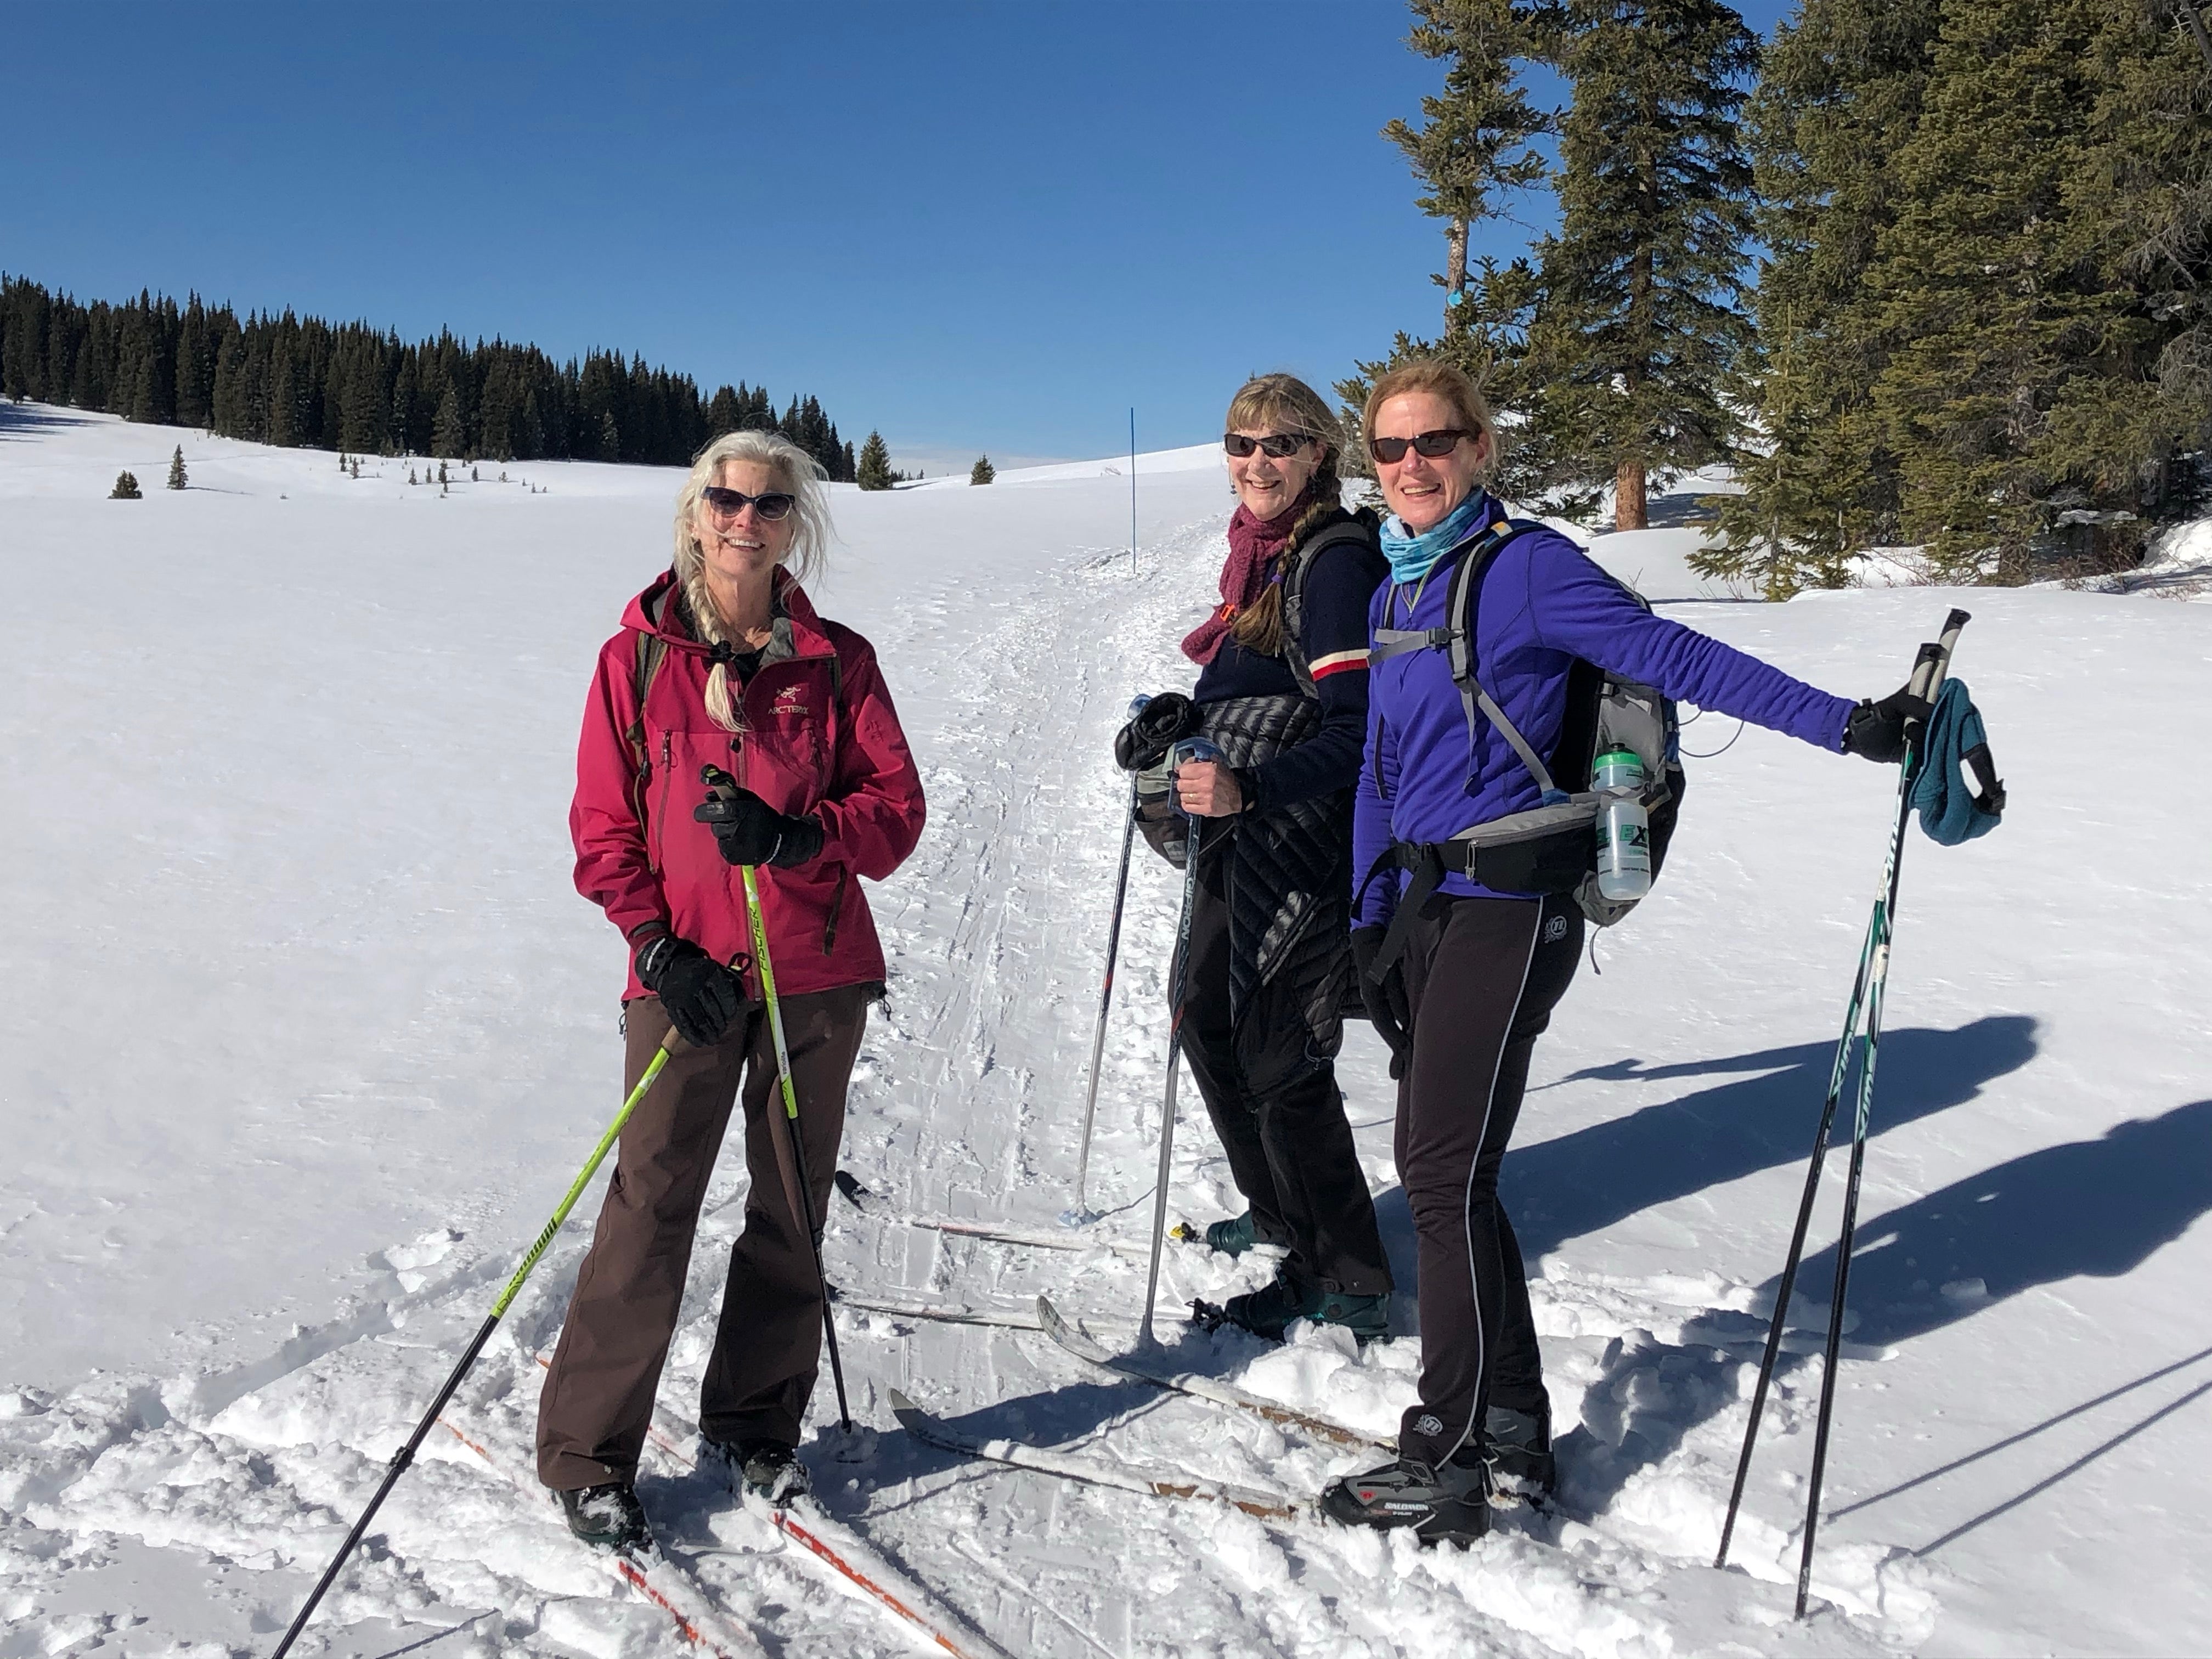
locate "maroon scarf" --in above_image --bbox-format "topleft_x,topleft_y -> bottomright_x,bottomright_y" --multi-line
1181,490 -> 1312,665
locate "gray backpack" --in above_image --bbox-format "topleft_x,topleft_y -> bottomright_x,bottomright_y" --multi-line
1366,519 -> 1686,952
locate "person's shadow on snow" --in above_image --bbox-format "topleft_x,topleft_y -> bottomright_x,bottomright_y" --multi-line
1557,1095 -> 2212,1523
1508,1014 -> 2041,1264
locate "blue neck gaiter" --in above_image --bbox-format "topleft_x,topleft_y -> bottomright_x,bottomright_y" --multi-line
1379,492 -> 1491,585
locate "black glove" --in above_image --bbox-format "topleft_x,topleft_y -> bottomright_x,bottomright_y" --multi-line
1114,693 -> 1195,772
1842,684 -> 1934,765
693,781 -> 826,867
1351,926 -> 1411,1080
634,933 -> 747,1048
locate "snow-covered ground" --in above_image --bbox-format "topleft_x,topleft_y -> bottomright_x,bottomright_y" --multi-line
3,402 -> 2209,1657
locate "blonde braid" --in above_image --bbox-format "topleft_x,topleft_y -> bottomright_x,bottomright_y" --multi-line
678,569 -> 748,734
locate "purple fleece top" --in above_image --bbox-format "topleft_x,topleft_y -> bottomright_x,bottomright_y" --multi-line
1353,499 -> 1857,925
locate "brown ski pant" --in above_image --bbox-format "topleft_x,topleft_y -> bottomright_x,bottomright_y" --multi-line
535,981 -> 871,1492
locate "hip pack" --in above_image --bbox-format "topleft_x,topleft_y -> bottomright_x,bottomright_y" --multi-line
1364,519 -> 1685,967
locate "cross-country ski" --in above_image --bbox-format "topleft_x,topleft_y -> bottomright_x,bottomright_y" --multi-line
9,7 -> 2211,1654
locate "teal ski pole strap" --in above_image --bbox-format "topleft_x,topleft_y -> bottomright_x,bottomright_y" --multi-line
1910,677 -> 2006,846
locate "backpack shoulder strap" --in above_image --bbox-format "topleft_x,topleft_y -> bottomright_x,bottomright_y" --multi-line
1442,521 -> 1563,799
1278,512 -> 1376,698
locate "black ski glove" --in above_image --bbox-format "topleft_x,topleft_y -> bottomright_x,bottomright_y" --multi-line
1351,926 -> 1411,1080
1114,692 -> 1195,772
1842,684 -> 1934,765
693,781 -> 826,867
634,933 -> 747,1048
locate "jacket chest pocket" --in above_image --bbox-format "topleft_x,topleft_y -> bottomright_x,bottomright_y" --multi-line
747,701 -> 830,806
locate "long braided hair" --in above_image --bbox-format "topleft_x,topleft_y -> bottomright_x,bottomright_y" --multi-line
1223,373 -> 1348,659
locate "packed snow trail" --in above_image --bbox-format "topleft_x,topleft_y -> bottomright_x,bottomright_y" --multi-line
5,408 -> 2212,1655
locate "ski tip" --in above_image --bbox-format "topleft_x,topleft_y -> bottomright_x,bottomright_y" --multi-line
1168,1221 -> 1199,1243
833,1169 -> 870,1208
885,1389 -> 928,1431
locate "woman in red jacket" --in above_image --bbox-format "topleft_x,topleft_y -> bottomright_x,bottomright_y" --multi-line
538,431 -> 926,1550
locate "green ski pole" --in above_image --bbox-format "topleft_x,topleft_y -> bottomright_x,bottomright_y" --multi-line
704,763 -> 854,1434
272,1028 -> 682,1658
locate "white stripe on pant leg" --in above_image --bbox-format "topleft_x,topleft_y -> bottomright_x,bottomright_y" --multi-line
1443,902 -> 1542,1467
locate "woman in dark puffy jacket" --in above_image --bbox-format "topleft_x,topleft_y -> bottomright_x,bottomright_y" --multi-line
540,430 -> 926,1550
1122,372 -> 1396,1344
1318,359 -> 1926,1546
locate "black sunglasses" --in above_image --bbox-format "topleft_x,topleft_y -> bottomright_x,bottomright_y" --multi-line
1368,428 -> 1472,465
701,484 -> 795,520
1223,432 -> 1314,459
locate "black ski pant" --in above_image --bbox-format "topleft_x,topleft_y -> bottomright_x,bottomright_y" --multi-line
1393,890 -> 1582,1468
1181,843 -> 1393,1299
536,983 -> 870,1491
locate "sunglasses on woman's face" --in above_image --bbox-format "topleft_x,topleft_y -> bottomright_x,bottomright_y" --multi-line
1223,432 -> 1313,459
1368,428 -> 1472,465
701,484 -> 795,521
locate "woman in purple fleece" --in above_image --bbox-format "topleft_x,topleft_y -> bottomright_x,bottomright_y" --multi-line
1317,359 -> 1925,1546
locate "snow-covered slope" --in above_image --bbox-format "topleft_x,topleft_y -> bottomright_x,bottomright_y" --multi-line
4,403 -> 2209,1657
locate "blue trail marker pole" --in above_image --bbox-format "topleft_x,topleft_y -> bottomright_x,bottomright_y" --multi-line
1129,408 -> 1138,573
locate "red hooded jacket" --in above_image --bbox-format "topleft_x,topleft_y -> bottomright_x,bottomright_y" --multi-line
572,568 -> 927,1002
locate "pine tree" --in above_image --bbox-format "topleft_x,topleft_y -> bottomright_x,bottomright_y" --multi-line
1385,0 -> 1551,323
408,465 -> 418,485
432,383 -> 465,459
110,470 -> 141,499
437,459 -> 449,485
1339,0 -> 1551,479
856,431 -> 896,490
1523,0 -> 1759,530
970,454 -> 995,484
167,445 -> 187,490
1863,0 -> 2200,580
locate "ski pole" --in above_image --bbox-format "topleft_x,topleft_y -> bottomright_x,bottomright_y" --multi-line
272,1029 -> 684,1658
1070,693 -> 1152,1222
1137,735 -> 1220,1345
1791,610 -> 1966,1617
704,765 -> 855,1435
1710,610 -> 1967,1604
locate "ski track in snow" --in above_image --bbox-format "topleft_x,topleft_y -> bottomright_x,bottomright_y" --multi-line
6,407 -> 2210,1657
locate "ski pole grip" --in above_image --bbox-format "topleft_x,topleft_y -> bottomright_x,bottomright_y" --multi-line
1167,737 -> 1224,822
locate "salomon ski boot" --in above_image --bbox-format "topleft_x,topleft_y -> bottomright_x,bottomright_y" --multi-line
1319,1452 -> 1491,1546
1483,1402 -> 1555,1504
558,1481 -> 653,1551
706,1437 -> 813,1506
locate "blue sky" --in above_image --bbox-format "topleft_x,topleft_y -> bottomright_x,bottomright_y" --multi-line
6,1 -> 1792,471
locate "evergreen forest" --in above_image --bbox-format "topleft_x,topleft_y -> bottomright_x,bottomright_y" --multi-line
0,279 -> 860,482
1352,0 -> 2211,591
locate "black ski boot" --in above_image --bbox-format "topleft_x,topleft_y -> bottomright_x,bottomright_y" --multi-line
1483,1402 -> 1555,1504
707,1437 -> 812,1506
1318,1452 -> 1490,1546
558,1481 -> 652,1552
1193,1271 -> 1390,1346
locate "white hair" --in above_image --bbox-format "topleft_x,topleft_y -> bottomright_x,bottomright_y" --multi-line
671,430 -> 834,732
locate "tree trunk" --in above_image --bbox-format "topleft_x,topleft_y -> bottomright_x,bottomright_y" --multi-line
1615,459 -> 1648,531
1445,217 -> 1470,324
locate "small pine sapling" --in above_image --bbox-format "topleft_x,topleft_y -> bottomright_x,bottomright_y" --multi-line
167,447 -> 187,490
110,470 -> 142,499
970,454 -> 995,484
